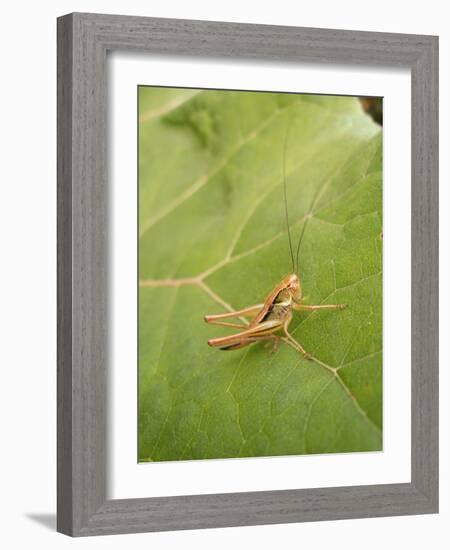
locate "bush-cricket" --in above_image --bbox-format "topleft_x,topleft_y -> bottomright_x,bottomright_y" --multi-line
204,121 -> 346,357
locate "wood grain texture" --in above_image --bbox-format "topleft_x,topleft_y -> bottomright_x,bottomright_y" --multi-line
410,36 -> 439,506
57,12 -> 439,536
57,14 -> 73,535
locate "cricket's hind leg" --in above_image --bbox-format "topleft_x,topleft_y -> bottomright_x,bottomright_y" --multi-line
219,338 -> 258,351
204,303 -> 263,325
220,335 -> 281,352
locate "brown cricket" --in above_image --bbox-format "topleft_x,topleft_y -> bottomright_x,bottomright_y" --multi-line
204,121 -> 346,357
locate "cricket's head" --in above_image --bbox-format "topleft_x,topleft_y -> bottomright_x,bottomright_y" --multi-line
284,272 -> 302,302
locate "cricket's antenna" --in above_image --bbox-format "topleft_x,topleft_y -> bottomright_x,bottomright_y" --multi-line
283,119 -> 295,273
294,217 -> 308,274
294,179 -> 323,274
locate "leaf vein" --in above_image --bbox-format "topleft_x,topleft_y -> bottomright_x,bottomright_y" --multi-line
140,102 -> 298,236
139,91 -> 200,123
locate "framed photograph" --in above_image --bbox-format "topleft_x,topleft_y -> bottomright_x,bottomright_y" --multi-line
137,85 -> 383,465
57,13 -> 438,536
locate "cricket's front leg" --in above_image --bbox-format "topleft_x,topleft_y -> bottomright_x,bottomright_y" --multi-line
293,303 -> 346,312
282,318 -> 312,359
264,335 -> 282,354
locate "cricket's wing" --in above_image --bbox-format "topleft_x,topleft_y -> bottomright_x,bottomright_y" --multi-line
251,276 -> 292,326
207,319 -> 282,349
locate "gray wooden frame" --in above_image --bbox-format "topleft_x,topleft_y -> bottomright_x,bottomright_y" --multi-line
57,12 -> 438,536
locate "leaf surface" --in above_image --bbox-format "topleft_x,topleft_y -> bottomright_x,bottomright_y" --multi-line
138,88 -> 382,461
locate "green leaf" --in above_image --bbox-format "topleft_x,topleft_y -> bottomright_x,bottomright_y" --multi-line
138,87 -> 382,461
